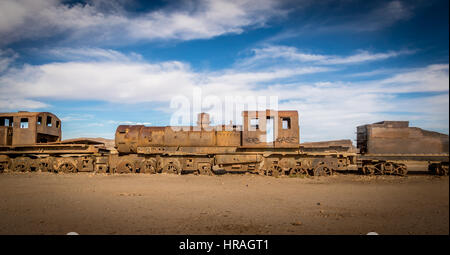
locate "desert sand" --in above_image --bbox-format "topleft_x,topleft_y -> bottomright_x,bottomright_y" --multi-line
0,172 -> 448,235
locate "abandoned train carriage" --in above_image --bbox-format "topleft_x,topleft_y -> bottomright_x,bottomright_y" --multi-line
357,121 -> 449,176
0,111 -> 61,145
112,110 -> 356,176
0,110 -> 448,176
0,111 -> 109,173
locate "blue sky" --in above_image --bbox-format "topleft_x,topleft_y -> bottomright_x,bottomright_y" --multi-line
0,0 -> 448,142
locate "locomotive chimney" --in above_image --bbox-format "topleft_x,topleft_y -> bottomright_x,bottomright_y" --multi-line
197,112 -> 210,128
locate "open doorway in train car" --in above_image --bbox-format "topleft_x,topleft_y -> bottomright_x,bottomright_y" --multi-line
266,116 -> 275,143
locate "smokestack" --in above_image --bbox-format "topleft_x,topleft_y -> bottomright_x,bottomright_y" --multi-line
197,113 -> 211,128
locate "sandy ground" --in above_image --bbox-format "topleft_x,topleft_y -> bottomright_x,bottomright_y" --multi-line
0,172 -> 448,235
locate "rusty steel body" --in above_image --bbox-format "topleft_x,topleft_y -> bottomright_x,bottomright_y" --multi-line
356,121 -> 449,176
0,111 -> 109,173
112,110 -> 356,176
0,110 -> 448,176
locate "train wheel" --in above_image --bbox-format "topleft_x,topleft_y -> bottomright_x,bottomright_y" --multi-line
267,165 -> 283,177
441,164 -> 449,176
394,164 -> 407,176
38,159 -> 53,173
435,164 -> 448,176
362,164 -> 376,175
384,162 -> 395,175
58,160 -> 78,173
117,161 -> 135,174
141,160 -> 157,174
290,168 -> 309,176
12,157 -> 30,172
374,163 -> 385,175
314,164 -> 332,176
163,162 -> 180,175
198,163 -> 213,175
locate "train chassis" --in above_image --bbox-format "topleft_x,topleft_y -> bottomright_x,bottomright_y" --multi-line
109,153 -> 350,177
1,154 -> 447,177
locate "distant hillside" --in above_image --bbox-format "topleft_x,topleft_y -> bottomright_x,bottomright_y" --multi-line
63,137 -> 116,151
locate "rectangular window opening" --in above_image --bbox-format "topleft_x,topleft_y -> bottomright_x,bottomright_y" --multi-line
20,118 -> 29,128
46,116 -> 52,127
0,117 -> 13,127
56,121 -> 60,128
37,116 -> 42,125
282,117 -> 291,130
250,118 -> 259,129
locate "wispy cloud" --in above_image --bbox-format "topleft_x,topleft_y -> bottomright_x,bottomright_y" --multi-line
0,49 -> 18,73
266,1 -> 415,43
0,0 -> 288,46
350,0 -> 413,32
238,45 -> 414,68
60,113 -> 95,122
0,98 -> 49,110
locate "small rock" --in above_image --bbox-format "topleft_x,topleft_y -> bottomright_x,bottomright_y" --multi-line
291,221 -> 302,226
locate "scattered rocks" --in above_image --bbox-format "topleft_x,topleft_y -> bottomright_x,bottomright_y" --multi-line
118,192 -> 143,196
291,221 -> 302,226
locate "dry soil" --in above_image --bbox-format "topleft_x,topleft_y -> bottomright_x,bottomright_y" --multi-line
0,172 -> 448,235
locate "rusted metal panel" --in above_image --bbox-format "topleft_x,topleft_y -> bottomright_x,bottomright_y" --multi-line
0,112 -> 61,145
242,110 -> 299,148
215,154 -> 262,165
136,146 -> 238,155
300,139 -> 357,153
357,121 -> 449,155
115,110 -> 301,154
0,126 -> 12,146
216,131 -> 241,146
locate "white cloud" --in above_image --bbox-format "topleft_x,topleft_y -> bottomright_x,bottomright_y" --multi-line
107,120 -> 152,126
0,49 -> 18,73
240,45 -> 414,67
60,113 -> 95,122
0,0 -> 287,46
44,47 -> 143,62
354,0 -> 413,32
0,98 -> 49,110
0,48 -> 447,141
0,48 -> 333,105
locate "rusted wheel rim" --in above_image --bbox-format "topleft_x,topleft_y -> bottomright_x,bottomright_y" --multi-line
314,165 -> 332,176
14,162 -> 27,172
362,165 -> 376,175
384,162 -> 395,175
39,161 -> 51,172
143,161 -> 156,174
268,165 -> 282,177
441,165 -> 449,176
117,161 -> 134,173
374,163 -> 384,175
291,168 -> 309,176
59,162 -> 76,173
164,163 -> 179,174
395,164 -> 407,176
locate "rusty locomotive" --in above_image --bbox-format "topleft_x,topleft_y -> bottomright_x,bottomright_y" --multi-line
0,110 -> 448,176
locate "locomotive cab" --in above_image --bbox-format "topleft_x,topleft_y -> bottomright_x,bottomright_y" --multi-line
0,111 -> 61,146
